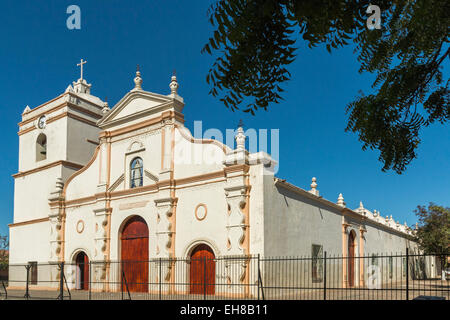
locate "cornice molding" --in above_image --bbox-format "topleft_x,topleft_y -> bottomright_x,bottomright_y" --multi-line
9,217 -> 49,228
12,160 -> 84,178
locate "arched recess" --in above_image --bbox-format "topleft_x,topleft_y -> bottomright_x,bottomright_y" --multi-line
348,230 -> 357,287
36,133 -> 47,161
74,251 -> 89,290
189,243 -> 216,295
120,215 -> 149,292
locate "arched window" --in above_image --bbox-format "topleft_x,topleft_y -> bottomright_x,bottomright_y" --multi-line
36,133 -> 47,161
130,157 -> 143,188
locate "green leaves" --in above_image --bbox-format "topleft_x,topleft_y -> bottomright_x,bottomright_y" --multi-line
414,204 -> 450,257
203,0 -> 450,173
346,0 -> 449,173
0,234 -> 8,268
202,0 -> 297,114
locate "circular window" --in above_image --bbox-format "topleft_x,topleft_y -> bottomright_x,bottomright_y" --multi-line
195,204 -> 207,221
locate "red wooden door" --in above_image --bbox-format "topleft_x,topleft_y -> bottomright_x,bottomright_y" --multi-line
121,216 -> 149,292
348,232 -> 355,287
190,244 -> 215,295
75,252 -> 89,290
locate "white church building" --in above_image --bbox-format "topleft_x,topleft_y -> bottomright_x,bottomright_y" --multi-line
9,62 -> 420,294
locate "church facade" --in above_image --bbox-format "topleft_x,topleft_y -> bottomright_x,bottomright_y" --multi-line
9,65 -> 419,294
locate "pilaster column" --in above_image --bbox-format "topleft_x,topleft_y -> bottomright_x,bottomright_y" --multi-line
342,221 -> 350,288
48,178 -> 65,287
91,185 -> 112,290
359,226 -> 366,287
155,196 -> 177,292
224,164 -> 250,296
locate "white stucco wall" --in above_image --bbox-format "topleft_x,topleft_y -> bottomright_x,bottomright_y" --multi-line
13,165 -> 80,223
263,177 -> 343,257
9,221 -> 50,264
18,117 -> 68,172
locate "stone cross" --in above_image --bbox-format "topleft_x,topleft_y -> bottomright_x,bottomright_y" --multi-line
77,59 -> 87,80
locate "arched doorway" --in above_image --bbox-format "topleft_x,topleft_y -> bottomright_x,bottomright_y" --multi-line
75,251 -> 89,290
120,216 -> 149,292
189,244 -> 216,295
348,230 -> 356,287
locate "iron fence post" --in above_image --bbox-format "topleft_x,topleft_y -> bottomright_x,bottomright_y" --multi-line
1,281 -> 7,300
59,262 -> 64,300
121,263 -> 124,300
406,248 -> 409,300
257,254 -> 260,301
257,257 -> 265,300
24,264 -> 30,300
324,251 -> 327,301
89,262 -> 92,300
204,256 -> 207,300
159,258 -> 162,300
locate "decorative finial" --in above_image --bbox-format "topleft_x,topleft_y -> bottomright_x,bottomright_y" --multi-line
358,201 -> 365,215
337,193 -> 346,207
169,70 -> 179,95
65,85 -> 74,93
102,97 -> 110,114
22,105 -> 31,114
133,65 -> 143,91
235,120 -> 246,151
309,177 -> 319,196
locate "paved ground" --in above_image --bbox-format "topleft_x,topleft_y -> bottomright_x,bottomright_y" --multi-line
1,280 -> 448,300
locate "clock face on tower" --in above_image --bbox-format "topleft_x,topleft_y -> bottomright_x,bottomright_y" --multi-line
38,115 -> 46,129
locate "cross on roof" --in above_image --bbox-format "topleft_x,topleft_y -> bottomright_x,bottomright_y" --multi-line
77,59 -> 87,80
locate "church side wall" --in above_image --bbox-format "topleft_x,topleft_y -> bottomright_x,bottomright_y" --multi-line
248,164 -> 265,256
262,179 -> 343,296
263,178 -> 343,257
363,221 -> 414,255
362,222 -> 430,280
261,179 -> 426,292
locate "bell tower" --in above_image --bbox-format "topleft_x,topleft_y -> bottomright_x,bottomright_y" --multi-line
10,60 -> 105,263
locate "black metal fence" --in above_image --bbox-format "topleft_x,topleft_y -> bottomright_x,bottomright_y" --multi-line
1,250 -> 448,300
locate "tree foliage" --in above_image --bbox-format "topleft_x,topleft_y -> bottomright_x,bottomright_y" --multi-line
414,204 -> 450,258
203,0 -> 449,173
0,234 -> 8,268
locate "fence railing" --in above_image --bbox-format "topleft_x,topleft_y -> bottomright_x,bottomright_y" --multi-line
1,250 -> 448,300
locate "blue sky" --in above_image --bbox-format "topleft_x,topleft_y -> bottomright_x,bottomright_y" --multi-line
0,0 -> 449,236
